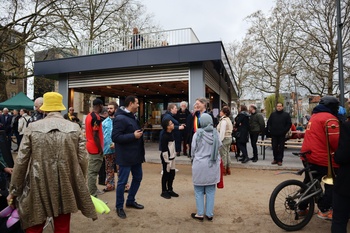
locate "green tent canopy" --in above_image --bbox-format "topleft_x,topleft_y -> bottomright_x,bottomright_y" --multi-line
0,92 -> 34,110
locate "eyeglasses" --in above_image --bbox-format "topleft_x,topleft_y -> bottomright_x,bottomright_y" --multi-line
69,109 -> 74,112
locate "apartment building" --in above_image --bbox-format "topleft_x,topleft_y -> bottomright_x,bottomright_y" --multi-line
0,26 -> 26,101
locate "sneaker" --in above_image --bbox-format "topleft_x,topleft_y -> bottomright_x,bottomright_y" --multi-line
297,209 -> 309,218
161,191 -> 171,199
96,189 -> 105,195
271,160 -> 278,165
317,209 -> 332,220
168,190 -> 179,197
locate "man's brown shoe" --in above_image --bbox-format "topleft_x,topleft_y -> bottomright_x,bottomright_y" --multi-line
271,160 -> 278,165
278,162 -> 282,166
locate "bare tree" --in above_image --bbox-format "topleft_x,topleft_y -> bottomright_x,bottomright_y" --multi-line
47,0 -> 159,49
0,0 -> 60,100
287,0 -> 350,96
244,0 -> 298,104
0,0 -> 158,100
226,40 -> 252,102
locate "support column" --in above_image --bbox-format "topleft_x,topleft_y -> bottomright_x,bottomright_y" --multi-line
58,74 -> 69,115
68,88 -> 74,108
189,63 -> 205,111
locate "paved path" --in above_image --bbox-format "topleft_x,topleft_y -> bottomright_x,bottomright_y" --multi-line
145,142 -> 304,170
11,140 -> 304,171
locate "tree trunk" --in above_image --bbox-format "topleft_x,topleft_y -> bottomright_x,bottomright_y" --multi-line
0,75 -> 8,102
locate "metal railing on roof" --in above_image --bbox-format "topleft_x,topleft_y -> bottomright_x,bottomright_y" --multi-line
77,28 -> 200,56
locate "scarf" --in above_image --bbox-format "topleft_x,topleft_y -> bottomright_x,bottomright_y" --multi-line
193,114 -> 198,133
68,112 -> 73,121
195,113 -> 219,163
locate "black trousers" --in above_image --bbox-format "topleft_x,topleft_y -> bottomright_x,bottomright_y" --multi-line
271,135 -> 285,162
301,162 -> 335,212
98,157 -> 106,185
249,132 -> 259,158
160,154 -> 175,192
236,142 -> 248,159
332,191 -> 350,233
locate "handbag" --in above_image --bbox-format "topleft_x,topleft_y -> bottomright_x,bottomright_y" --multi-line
217,159 -> 224,189
232,131 -> 240,139
285,129 -> 292,139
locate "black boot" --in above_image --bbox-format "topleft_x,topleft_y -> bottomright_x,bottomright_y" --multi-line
241,157 -> 249,164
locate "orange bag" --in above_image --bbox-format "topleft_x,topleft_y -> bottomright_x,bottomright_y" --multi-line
217,159 -> 224,189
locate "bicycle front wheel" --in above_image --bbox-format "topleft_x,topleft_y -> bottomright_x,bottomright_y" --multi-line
269,179 -> 315,231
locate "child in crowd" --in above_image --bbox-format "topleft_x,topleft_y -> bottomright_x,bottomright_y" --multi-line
159,118 -> 179,199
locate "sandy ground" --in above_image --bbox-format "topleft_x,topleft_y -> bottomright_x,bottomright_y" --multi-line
39,163 -> 349,233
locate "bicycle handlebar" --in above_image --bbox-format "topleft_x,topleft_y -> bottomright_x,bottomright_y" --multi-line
292,151 -> 311,159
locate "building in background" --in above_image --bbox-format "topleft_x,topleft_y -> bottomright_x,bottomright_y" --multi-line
33,28 -> 238,125
0,26 -> 26,102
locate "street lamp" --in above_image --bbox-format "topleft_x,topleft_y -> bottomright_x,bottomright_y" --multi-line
336,0 -> 345,106
291,73 -> 300,124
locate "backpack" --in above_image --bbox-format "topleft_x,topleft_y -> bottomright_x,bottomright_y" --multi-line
24,116 -> 30,128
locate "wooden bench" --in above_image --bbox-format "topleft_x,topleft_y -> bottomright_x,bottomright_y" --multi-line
256,138 -> 303,160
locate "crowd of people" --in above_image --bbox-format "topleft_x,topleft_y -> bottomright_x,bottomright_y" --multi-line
0,93 -> 350,232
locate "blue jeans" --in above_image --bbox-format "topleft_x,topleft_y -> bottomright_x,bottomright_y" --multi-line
116,163 -> 143,209
194,184 -> 216,217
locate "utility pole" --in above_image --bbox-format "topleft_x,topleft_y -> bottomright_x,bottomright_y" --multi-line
337,0 -> 345,106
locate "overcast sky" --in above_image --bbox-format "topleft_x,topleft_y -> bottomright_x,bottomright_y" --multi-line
142,0 -> 276,43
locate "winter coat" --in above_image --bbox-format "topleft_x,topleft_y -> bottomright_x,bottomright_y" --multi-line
191,130 -> 221,186
301,105 -> 340,168
9,112 -> 97,229
0,114 -> 12,135
249,112 -> 265,133
102,117 -> 114,155
234,111 -> 250,143
18,114 -> 30,135
267,110 -> 292,137
334,121 -> 350,197
185,111 -> 213,145
159,111 -> 181,151
112,108 -> 145,166
176,108 -> 190,125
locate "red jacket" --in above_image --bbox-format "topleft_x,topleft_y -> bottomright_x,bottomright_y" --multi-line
301,112 -> 340,168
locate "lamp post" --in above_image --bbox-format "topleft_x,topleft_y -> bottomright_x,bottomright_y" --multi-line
336,0 -> 345,106
291,73 -> 299,124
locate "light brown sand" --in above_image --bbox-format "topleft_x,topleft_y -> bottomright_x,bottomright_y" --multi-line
47,163 -> 346,233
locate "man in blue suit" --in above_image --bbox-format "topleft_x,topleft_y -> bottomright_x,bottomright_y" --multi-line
112,96 -> 145,219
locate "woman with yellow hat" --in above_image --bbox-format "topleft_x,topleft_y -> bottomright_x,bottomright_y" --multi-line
7,92 -> 97,232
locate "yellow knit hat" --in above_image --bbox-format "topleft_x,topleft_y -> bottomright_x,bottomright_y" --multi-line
40,92 -> 66,112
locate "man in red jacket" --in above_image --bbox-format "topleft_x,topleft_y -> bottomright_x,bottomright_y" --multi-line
301,96 -> 340,220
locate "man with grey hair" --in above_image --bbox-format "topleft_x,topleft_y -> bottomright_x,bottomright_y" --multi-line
27,97 -> 45,125
176,101 -> 190,156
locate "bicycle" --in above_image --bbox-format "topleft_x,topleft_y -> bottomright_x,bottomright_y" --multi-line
269,151 -> 324,231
